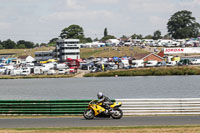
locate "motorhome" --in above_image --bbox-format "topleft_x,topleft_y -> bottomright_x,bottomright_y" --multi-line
156,40 -> 173,47
10,69 -> 21,76
121,59 -> 130,69
34,67 -> 42,75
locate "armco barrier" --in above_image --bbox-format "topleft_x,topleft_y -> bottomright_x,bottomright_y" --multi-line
0,100 -> 91,115
116,98 -> 200,115
0,99 -> 115,115
1,99 -> 200,116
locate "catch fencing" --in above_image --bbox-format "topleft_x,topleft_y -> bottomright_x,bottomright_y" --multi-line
116,98 -> 200,115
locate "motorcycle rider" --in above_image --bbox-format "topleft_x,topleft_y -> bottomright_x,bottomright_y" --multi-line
97,92 -> 112,113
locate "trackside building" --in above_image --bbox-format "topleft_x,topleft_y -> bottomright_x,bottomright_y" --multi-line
56,39 -> 80,62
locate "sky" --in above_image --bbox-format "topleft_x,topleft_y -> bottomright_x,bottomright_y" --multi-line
0,0 -> 200,43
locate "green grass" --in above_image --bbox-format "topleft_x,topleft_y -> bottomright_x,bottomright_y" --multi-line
0,47 -> 55,58
84,66 -> 200,77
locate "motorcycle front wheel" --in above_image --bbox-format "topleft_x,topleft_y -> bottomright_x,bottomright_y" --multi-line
111,108 -> 123,119
83,109 -> 95,120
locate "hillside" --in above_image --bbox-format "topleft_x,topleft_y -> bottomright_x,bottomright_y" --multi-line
0,46 -> 149,59
80,47 -> 149,58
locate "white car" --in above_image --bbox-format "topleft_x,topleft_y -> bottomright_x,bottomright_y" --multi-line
58,69 -> 66,74
47,69 -> 56,75
146,61 -> 158,67
166,61 -> 177,66
191,59 -> 200,65
132,60 -> 144,68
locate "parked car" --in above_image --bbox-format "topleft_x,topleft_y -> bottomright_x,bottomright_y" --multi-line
146,60 -> 158,67
191,59 -> 200,65
166,61 -> 177,67
47,69 -> 56,75
132,60 -> 144,68
156,62 -> 166,67
58,69 -> 66,74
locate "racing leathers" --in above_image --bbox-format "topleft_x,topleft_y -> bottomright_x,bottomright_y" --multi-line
97,95 -> 112,111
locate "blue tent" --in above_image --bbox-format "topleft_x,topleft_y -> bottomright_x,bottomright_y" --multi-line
6,58 -> 16,64
113,57 -> 119,61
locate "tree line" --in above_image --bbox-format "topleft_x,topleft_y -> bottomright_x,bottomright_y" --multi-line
0,39 -> 38,49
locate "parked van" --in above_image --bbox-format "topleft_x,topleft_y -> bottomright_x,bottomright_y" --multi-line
10,69 -> 22,76
21,68 -> 31,76
34,67 -> 42,75
121,60 -> 129,69
0,67 -> 6,74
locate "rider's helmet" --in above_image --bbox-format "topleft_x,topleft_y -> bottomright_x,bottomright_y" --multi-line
97,92 -> 103,99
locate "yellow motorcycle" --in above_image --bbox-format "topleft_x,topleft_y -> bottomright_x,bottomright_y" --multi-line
83,100 -> 123,119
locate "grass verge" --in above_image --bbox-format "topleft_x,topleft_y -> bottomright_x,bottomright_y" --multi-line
84,66 -> 200,77
0,74 -> 74,79
1,125 -> 200,133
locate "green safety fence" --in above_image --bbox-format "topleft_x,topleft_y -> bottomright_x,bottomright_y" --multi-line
0,99 -> 115,115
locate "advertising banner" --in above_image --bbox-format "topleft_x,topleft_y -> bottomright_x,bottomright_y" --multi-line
164,48 -> 200,54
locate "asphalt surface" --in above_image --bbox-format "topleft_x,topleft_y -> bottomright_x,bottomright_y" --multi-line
0,116 -> 200,128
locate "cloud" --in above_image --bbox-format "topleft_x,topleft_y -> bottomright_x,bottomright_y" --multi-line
88,0 -> 120,4
149,16 -> 167,26
40,10 -> 121,22
64,0 -> 85,10
0,22 -> 11,30
128,0 -> 175,13
179,0 -> 200,8
0,0 -> 200,43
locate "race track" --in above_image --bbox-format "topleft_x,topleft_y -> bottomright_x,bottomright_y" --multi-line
0,116 -> 200,128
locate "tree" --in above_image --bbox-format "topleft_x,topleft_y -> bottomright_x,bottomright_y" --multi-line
2,39 -> 16,49
167,10 -> 200,39
17,44 -> 26,49
0,41 -> 4,49
48,38 -> 59,46
81,37 -> 93,43
131,34 -> 143,39
17,40 -> 34,49
153,30 -> 162,40
101,35 -> 116,42
144,35 -> 153,39
120,35 -> 128,39
93,38 -> 99,41
163,34 -> 171,39
104,28 -> 108,37
40,43 -> 47,47
60,24 -> 84,40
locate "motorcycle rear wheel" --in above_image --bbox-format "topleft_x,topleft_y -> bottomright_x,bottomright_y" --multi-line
111,108 -> 123,119
83,109 -> 95,120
